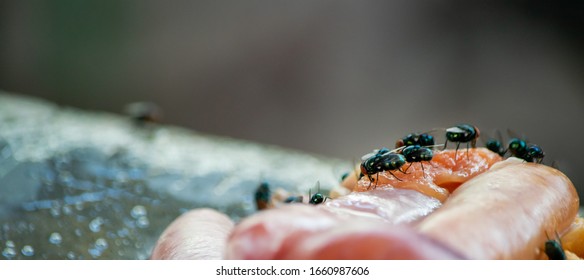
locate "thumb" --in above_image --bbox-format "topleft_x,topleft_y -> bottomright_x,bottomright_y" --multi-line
150,208 -> 234,260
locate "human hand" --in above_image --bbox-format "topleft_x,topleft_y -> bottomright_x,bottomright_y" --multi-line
150,150 -> 579,260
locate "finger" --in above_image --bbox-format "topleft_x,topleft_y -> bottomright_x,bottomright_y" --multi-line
283,221 -> 464,260
225,205 -> 339,259
225,204 -> 462,259
150,208 -> 234,260
418,158 -> 580,259
153,182 -> 443,259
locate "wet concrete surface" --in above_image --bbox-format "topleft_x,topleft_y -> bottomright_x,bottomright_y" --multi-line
0,92 -> 349,259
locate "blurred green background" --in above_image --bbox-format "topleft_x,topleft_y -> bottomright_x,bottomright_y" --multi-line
1,0 -> 583,195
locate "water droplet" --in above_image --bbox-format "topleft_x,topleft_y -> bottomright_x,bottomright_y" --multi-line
136,216 -> 149,228
130,205 -> 147,218
66,251 -> 76,260
75,228 -> 83,237
51,200 -> 61,209
21,245 -> 34,257
5,240 -> 15,248
88,247 -> 102,258
89,217 -> 104,233
62,205 -> 73,215
17,221 -> 28,231
123,218 -> 136,228
50,207 -> 61,217
133,184 -> 144,194
95,238 -> 108,250
2,247 -> 16,259
117,228 -> 129,238
49,232 -> 62,245
75,202 -> 84,211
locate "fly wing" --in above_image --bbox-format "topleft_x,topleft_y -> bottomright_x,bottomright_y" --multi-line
506,128 -> 529,142
361,151 -> 377,161
422,144 -> 444,149
389,146 -> 406,154
446,126 -> 466,133
495,129 -> 504,143
361,148 -> 392,160
480,130 -> 501,146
